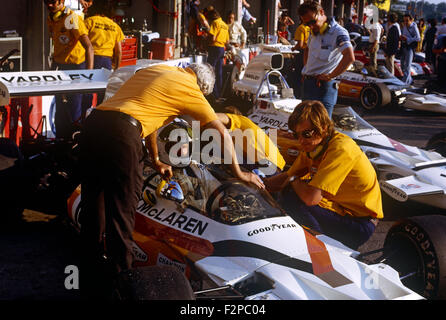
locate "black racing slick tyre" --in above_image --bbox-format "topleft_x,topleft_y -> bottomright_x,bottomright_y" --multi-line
115,266 -> 195,300
384,215 -> 446,299
359,83 -> 392,110
425,131 -> 446,157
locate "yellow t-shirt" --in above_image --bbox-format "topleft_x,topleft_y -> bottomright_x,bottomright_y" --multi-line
84,15 -> 124,57
47,7 -> 89,65
294,24 -> 310,49
287,131 -> 383,219
209,17 -> 229,48
226,113 -> 286,170
97,65 -> 218,137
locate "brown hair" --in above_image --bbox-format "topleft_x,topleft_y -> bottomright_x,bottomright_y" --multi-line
297,1 -> 323,17
224,106 -> 243,115
288,100 -> 334,138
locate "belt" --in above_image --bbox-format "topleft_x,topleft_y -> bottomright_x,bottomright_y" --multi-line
92,109 -> 142,135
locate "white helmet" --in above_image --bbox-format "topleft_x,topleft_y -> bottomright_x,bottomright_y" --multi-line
157,118 -> 193,168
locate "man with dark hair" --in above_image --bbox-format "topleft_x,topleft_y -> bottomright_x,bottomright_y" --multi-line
435,17 -> 446,37
400,14 -> 420,84
44,0 -> 94,138
424,19 -> 437,65
384,13 -> 401,75
433,31 -> 446,83
264,100 -> 383,249
297,1 -> 355,117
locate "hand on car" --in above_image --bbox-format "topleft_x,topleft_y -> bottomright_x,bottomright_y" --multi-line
239,171 -> 265,189
154,160 -> 173,180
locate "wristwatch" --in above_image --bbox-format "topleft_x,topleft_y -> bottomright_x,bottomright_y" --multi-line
289,175 -> 297,183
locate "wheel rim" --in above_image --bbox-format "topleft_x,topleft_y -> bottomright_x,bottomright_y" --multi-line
361,88 -> 379,110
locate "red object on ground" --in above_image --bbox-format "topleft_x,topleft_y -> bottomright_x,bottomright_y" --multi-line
1,97 -> 42,146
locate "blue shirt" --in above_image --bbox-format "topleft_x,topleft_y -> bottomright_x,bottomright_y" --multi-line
302,18 -> 352,76
402,22 -> 420,46
434,34 -> 446,58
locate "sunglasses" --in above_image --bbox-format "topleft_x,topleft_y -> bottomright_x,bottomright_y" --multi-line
303,14 -> 319,27
293,129 -> 316,140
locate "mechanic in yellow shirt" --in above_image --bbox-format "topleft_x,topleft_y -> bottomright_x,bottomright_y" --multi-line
216,109 -> 286,176
205,7 -> 229,99
264,100 -> 383,249
83,0 -> 124,108
79,63 -> 264,298
45,0 -> 93,139
84,1 -> 124,70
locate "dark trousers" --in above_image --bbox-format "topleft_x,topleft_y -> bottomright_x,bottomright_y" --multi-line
53,62 -> 87,139
79,109 -> 144,299
278,188 -> 376,250
302,77 -> 338,118
207,46 -> 225,99
83,55 -> 113,116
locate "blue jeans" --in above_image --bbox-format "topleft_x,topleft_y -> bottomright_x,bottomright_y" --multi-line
278,188 -> 376,249
53,61 -> 87,138
400,47 -> 413,85
207,46 -> 225,99
302,78 -> 338,117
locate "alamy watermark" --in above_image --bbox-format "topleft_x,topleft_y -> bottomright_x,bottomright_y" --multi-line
166,120 -> 280,175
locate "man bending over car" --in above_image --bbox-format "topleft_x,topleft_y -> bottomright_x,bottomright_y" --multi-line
264,100 -> 383,249
79,63 -> 264,299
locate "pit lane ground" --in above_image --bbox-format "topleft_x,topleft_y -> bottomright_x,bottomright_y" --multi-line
1,103 -> 446,300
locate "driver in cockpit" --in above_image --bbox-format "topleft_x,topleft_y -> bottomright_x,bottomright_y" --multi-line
150,118 -> 220,212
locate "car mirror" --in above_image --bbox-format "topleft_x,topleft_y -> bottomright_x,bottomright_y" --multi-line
156,179 -> 184,203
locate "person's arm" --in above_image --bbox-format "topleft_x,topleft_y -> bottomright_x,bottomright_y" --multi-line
289,177 -> 323,206
146,132 -> 173,180
303,47 -> 308,65
204,119 -> 265,189
79,34 -> 94,69
112,40 -> 122,70
317,46 -> 354,81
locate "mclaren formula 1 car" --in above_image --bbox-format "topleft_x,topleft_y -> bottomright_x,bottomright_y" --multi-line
67,157 -> 433,300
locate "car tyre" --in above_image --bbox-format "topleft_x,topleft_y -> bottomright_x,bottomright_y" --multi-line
425,131 -> 446,157
384,215 -> 446,299
359,83 -> 392,110
114,265 -> 195,300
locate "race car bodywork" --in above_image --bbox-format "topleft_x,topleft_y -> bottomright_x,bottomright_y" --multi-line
337,63 -> 446,113
67,163 -> 424,300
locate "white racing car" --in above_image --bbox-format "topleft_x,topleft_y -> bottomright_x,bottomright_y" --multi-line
68,157 -> 431,300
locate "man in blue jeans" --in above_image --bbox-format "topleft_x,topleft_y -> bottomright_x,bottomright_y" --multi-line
400,14 -> 420,85
297,1 -> 354,117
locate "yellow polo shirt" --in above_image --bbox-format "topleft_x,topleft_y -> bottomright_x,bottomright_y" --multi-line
84,15 -> 124,57
47,7 -> 89,65
209,17 -> 229,48
294,24 -> 310,49
226,113 -> 286,170
97,65 -> 218,138
287,131 -> 383,219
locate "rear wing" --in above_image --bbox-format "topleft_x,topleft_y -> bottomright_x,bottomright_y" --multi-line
0,68 -> 112,105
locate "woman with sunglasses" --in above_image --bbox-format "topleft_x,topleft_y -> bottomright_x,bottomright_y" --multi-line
264,100 -> 383,250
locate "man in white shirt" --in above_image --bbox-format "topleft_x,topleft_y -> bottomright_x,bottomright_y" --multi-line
368,19 -> 382,76
227,11 -> 247,48
436,18 -> 446,37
